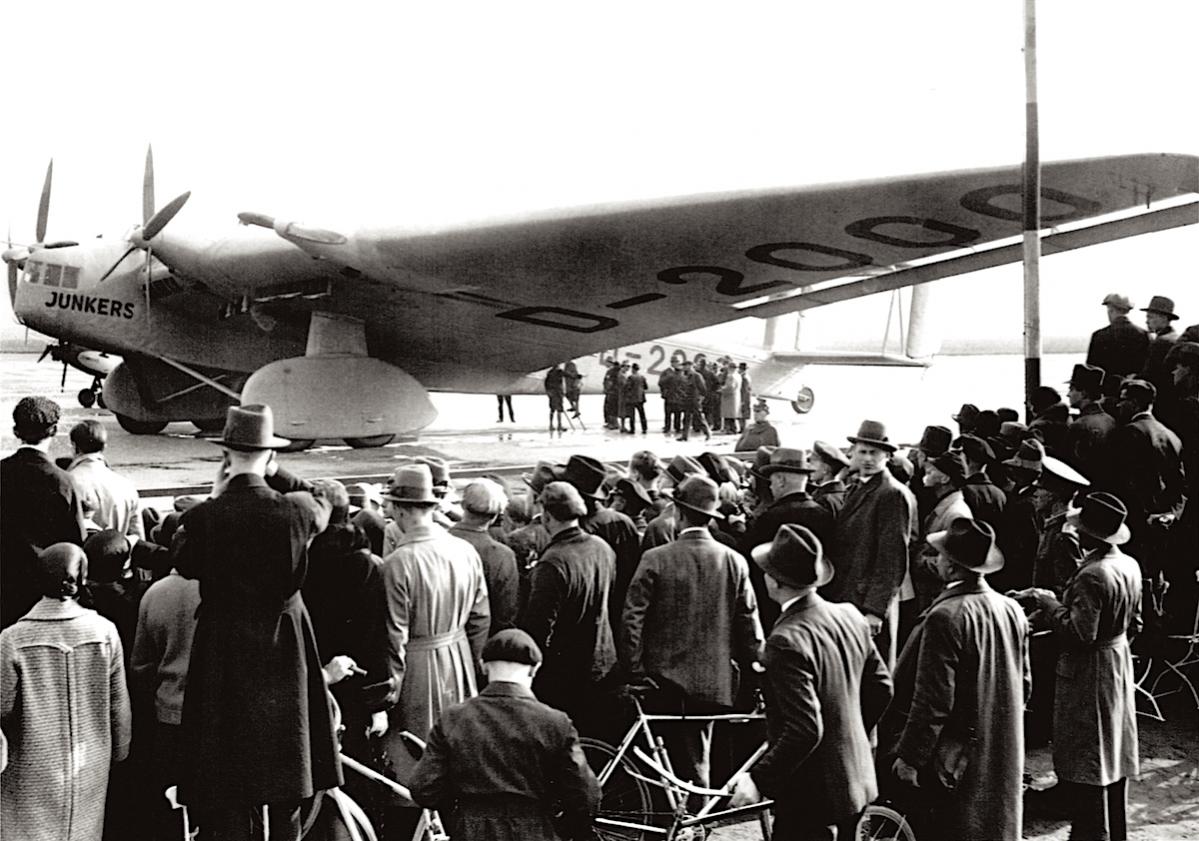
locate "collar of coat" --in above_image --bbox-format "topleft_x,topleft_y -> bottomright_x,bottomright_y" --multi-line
774,590 -> 822,624
926,577 -> 991,611
480,681 -> 538,700
1079,403 -> 1110,417
225,473 -> 270,491
548,525 -> 586,546
22,596 -> 91,622
68,451 -> 108,470
814,479 -> 845,494
397,522 -> 449,546
770,490 -> 813,506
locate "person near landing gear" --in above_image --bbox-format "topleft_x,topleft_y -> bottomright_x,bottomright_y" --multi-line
496,394 -> 514,423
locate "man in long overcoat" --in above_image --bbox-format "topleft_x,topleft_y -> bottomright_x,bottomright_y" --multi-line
1066,363 -> 1117,492
622,476 -> 763,787
730,525 -> 893,840
824,420 -> 916,668
885,518 -> 1030,841
1020,492 -> 1142,841
1086,293 -> 1150,399
173,405 -> 338,840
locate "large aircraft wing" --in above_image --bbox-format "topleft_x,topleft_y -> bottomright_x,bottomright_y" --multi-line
170,153 -> 1196,388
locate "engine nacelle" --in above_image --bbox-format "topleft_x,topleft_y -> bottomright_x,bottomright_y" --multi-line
240,356 -> 436,440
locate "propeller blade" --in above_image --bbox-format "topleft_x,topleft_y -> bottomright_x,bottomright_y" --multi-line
143,145 -> 155,225
97,246 -> 139,283
60,361 -> 68,390
141,191 -> 190,241
7,262 -> 16,308
37,344 -> 52,363
36,160 -> 53,243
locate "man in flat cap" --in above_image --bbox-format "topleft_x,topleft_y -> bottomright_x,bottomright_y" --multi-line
1,396 -> 86,629
410,630 -> 599,841
1066,363 -> 1116,491
1016,493 -> 1142,841
885,519 -> 1029,841
730,525 -> 893,840
809,440 -> 851,517
172,404 -> 339,840
735,399 -> 780,451
450,479 -> 520,636
1086,293 -> 1150,401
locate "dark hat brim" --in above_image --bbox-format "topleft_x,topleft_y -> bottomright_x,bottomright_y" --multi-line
846,436 -> 897,453
1065,509 -> 1131,545
672,496 -> 725,521
927,530 -> 1006,575
1141,308 -> 1179,319
758,463 -> 813,476
751,541 -> 834,588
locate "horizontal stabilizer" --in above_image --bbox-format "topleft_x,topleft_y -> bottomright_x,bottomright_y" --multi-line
767,351 -> 929,367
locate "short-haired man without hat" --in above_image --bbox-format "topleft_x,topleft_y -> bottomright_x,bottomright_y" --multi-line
450,479 -> 521,636
1066,363 -> 1117,492
1,396 -> 86,629
1139,295 -> 1183,429
67,419 -> 145,546
519,482 -> 617,734
1087,293 -> 1150,400
172,404 -> 340,840
622,475 -> 763,793
1015,493 -> 1142,841
809,440 -> 851,517
826,421 -> 917,669
729,525 -> 893,840
885,518 -> 1030,841
410,629 -> 600,841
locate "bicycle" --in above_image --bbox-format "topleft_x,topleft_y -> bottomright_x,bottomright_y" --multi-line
584,691 -> 916,841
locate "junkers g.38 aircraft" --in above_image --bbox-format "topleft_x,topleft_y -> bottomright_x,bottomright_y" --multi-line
3,150 -> 1196,448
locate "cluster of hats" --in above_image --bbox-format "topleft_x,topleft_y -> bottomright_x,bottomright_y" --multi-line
385,456 -> 452,505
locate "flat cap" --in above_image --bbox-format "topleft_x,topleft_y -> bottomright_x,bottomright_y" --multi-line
482,629 -> 543,665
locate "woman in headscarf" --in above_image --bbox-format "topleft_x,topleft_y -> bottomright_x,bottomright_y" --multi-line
1,542 -> 132,841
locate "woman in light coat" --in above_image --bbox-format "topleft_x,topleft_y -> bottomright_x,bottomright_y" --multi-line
1,543 -> 131,841
719,364 -> 742,433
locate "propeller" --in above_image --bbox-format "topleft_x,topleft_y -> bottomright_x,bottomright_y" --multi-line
36,160 -> 52,243
6,226 -> 17,309
35,342 -> 70,389
143,146 -> 155,225
96,146 -> 190,284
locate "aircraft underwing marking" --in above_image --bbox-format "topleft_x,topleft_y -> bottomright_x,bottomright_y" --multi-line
493,182 -> 1105,334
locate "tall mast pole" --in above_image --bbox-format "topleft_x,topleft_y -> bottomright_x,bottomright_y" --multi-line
1023,0 -> 1042,420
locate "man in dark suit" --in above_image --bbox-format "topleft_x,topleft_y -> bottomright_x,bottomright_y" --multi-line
885,518 -> 1030,841
824,421 -> 917,669
954,434 -> 1007,530
1140,295 -> 1182,429
677,359 -> 712,442
1,396 -> 85,629
730,525 -> 893,840
1066,363 -> 1117,491
622,476 -> 763,788
519,481 -> 617,735
410,629 -> 599,841
173,405 -> 338,841
1086,293 -> 1150,400
809,440 -> 851,517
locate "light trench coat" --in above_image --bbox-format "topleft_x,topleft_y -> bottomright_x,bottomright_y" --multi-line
382,523 -> 491,741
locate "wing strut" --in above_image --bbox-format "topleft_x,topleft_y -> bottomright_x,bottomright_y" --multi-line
155,356 -> 242,400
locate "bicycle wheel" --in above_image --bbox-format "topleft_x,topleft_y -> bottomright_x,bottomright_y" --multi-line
856,804 -> 917,841
581,737 -> 655,841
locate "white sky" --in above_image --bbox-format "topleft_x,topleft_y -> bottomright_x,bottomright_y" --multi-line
1,0 -> 1196,343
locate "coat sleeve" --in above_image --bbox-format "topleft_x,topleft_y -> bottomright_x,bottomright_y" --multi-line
862,487 -> 914,618
732,557 -> 765,666
859,630 -> 894,733
465,551 -> 492,665
109,628 -> 133,762
521,561 -> 566,654
750,638 -> 822,797
382,555 -> 411,698
409,719 -> 453,808
619,554 -> 656,677
129,587 -> 161,692
895,607 -> 959,769
1046,568 -> 1104,646
553,718 -> 601,840
0,631 -> 17,724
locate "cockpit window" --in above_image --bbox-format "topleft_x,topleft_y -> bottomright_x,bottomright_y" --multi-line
21,261 -> 78,288
44,265 -> 63,287
60,266 -> 79,289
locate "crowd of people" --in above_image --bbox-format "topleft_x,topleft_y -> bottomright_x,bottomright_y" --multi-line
1,291 -> 1197,841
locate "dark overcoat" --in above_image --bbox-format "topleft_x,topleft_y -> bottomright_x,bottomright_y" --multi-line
410,681 -> 599,841
742,490 -> 835,629
1044,545 -> 1142,785
0,448 -> 86,629
450,523 -> 521,635
1067,403 -> 1116,490
1086,315 -> 1149,394
811,479 -> 848,518
174,473 -> 341,807
750,593 -> 892,832
885,581 -> 1031,841
959,473 -> 1007,531
620,528 -> 763,707
519,526 -> 617,719
581,507 -> 641,638
1110,411 -> 1186,532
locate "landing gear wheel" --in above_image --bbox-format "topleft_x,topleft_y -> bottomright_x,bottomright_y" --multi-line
192,418 -> 225,433
344,434 -> 395,448
78,388 -> 96,408
115,414 -> 168,435
791,386 -> 815,414
580,738 -> 655,840
278,439 -> 315,453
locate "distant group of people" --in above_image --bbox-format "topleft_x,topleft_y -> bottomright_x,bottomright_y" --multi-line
1,288 -> 1196,841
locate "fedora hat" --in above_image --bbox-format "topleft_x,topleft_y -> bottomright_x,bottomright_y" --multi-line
1101,292 -> 1133,311
672,475 -> 725,521
613,478 -> 654,516
665,454 -> 706,485
953,434 -> 995,465
1003,438 -> 1044,477
1067,492 -> 1131,545
1141,295 -> 1178,320
522,460 -> 563,495
562,455 -> 607,500
384,463 -> 440,504
928,451 -> 967,486
1165,341 -> 1199,368
951,404 -> 980,425
974,410 -> 1001,440
1066,363 -> 1105,395
997,420 -> 1029,448
847,419 -> 897,453
216,404 -> 291,451
759,447 -> 814,476
698,452 -> 735,484
811,440 -> 851,471
414,456 -> 451,488
752,524 -> 833,589
927,517 -> 1004,575
747,446 -> 779,479
917,425 -> 953,457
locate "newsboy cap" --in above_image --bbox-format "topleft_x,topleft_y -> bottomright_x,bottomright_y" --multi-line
1101,293 -> 1133,311
482,629 -> 543,665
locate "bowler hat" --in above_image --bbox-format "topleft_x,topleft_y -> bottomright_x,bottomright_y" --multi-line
562,455 -> 608,500
752,524 -> 833,589
1037,455 -> 1090,491
1066,363 -> 1106,396
665,454 -> 706,485
847,419 -> 897,453
759,447 -> 814,476
811,440 -> 851,471
698,452 -> 735,484
928,451 -> 967,486
384,463 -> 440,504
216,404 -> 291,451
1119,379 -> 1157,404
1067,492 -> 1131,545
482,629 -> 543,666
951,404 -> 980,426
522,460 -> 563,495
1102,293 -> 1133,311
954,434 -> 995,465
917,425 -> 953,457
1141,295 -> 1178,320
613,478 -> 654,516
673,475 -> 725,521
927,517 -> 1004,574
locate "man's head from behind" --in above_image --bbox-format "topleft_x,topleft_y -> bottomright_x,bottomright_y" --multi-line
1102,293 -> 1133,324
13,396 -> 61,445
69,419 -> 107,455
481,629 -> 542,685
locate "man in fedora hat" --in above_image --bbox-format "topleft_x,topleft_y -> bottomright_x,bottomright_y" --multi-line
908,425 -> 954,521
641,455 -> 740,553
1140,295 -> 1182,428
908,451 -> 971,619
952,404 -> 980,436
1066,363 -> 1116,491
741,448 -> 835,630
826,420 -> 916,669
621,476 -> 764,790
885,518 -> 1029,841
990,438 -> 1046,595
1016,493 -> 1142,841
809,440 -> 851,517
172,404 -> 340,840
730,525 -> 893,840
519,482 -> 617,734
953,433 -> 1008,531
1087,293 -> 1150,401
410,629 -> 599,841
